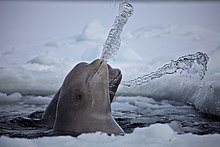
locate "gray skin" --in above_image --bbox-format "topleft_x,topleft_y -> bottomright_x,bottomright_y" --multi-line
42,59 -> 123,136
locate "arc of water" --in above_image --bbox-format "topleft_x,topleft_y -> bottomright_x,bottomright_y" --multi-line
101,2 -> 134,61
121,52 -> 209,87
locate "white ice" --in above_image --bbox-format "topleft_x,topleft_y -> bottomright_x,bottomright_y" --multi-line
1,123 -> 220,147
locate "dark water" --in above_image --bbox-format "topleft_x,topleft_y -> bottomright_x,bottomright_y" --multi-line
0,95 -> 220,139
113,96 -> 220,135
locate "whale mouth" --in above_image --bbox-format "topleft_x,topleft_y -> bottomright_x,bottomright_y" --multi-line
87,59 -> 122,102
89,60 -> 122,86
109,71 -> 122,84
109,69 -> 122,102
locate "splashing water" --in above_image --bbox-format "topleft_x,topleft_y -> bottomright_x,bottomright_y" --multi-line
122,52 -> 209,87
101,2 -> 133,61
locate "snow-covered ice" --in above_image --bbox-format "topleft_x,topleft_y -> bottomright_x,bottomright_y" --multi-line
1,123 -> 220,147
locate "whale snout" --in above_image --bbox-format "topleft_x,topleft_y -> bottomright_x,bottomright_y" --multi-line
89,59 -> 107,68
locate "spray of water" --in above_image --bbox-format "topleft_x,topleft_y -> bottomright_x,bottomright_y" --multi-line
121,52 -> 209,87
100,2 -> 209,89
101,2 -> 133,61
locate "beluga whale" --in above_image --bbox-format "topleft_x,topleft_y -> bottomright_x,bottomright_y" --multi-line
42,59 -> 124,136
42,1 -> 134,136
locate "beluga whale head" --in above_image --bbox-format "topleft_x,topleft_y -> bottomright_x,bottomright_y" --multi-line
53,59 -> 124,136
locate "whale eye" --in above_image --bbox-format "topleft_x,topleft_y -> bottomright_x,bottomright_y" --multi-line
76,94 -> 83,100
72,93 -> 83,108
